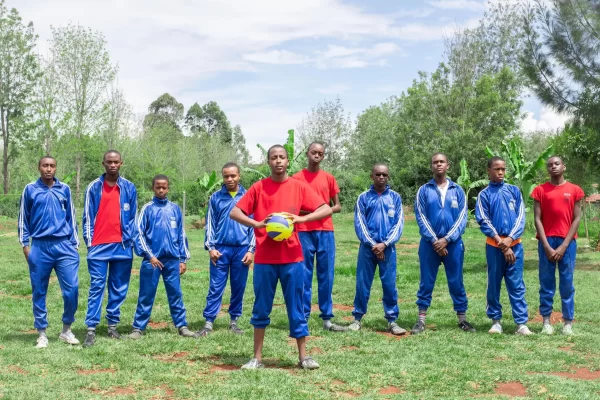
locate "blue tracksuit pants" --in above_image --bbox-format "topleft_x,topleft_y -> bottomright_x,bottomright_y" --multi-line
133,258 -> 187,330
538,237 -> 576,321
416,239 -> 468,312
250,262 -> 308,338
485,243 -> 528,324
352,244 -> 399,323
299,231 -> 336,321
85,243 -> 133,328
27,239 -> 79,329
203,245 -> 249,322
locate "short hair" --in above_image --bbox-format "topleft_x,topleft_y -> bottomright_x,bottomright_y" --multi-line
152,174 -> 169,186
267,144 -> 288,159
38,155 -> 56,167
307,142 -> 325,152
547,155 -> 563,164
431,152 -> 448,162
372,163 -> 389,173
104,150 -> 122,161
487,156 -> 505,168
222,162 -> 240,173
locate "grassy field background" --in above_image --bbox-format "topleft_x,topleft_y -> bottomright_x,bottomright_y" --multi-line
1,212 -> 600,399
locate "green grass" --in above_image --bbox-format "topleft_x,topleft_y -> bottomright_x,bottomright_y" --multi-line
1,213 -> 600,399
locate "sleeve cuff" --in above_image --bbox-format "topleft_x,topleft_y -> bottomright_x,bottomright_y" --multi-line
208,246 -> 215,252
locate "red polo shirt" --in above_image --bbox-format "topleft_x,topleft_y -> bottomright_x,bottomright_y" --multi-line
531,182 -> 585,238
292,169 -> 339,232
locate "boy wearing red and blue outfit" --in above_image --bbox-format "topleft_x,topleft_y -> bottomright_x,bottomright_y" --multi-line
292,142 -> 345,332
231,145 -> 332,370
129,175 -> 197,339
19,156 -> 80,348
532,156 -> 583,335
475,156 -> 532,335
348,164 -> 407,336
412,153 -> 474,334
200,162 -> 255,336
82,150 -> 137,346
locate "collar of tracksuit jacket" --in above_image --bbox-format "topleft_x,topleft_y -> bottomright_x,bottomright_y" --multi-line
368,184 -> 390,194
425,178 -> 458,189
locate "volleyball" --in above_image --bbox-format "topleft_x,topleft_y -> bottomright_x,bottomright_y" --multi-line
266,213 -> 294,241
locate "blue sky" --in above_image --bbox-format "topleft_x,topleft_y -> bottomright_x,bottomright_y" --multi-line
13,0 -> 565,160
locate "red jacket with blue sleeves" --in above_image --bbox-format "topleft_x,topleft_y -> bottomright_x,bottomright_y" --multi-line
354,185 -> 404,247
204,184 -> 255,253
18,178 -> 79,248
134,197 -> 190,263
475,181 -> 525,240
414,179 -> 467,243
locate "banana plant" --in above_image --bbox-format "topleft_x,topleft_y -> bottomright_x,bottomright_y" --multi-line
456,159 -> 489,202
246,129 -> 307,178
485,139 -> 554,198
197,171 -> 222,219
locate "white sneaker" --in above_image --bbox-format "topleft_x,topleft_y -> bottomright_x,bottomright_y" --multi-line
488,322 -> 503,334
515,325 -> 533,336
241,358 -> 264,370
347,320 -> 361,332
59,330 -> 80,345
36,335 -> 49,349
541,323 -> 554,335
562,324 -> 574,336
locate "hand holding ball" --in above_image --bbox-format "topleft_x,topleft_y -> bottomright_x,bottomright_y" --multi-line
266,213 -> 294,241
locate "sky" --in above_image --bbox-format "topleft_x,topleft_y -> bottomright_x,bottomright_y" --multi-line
12,0 -> 568,160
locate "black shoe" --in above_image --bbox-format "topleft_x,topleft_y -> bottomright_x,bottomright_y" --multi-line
107,328 -> 121,339
458,320 -> 476,333
83,330 -> 96,347
411,321 -> 426,335
196,327 -> 212,337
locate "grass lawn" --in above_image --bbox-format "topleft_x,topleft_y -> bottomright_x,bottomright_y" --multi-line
1,213 -> 600,399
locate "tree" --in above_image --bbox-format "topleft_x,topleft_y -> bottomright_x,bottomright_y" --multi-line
143,93 -> 183,132
50,24 -> 117,196
184,101 -> 233,144
99,85 -> 131,149
296,96 -> 352,169
521,0 -> 600,128
232,124 -> 249,164
0,1 -> 39,194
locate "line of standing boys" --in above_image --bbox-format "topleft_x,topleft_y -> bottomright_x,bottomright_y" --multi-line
18,148 -> 583,366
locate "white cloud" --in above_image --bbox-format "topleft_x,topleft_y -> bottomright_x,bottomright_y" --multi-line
521,106 -> 571,133
316,84 -> 351,95
243,50 -> 312,65
316,42 -> 403,69
427,0 -> 486,12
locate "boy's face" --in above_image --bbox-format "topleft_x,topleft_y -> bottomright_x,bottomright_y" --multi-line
547,157 -> 565,178
268,148 -> 289,175
153,179 -> 169,199
222,167 -> 240,192
38,158 -> 57,181
431,154 -> 449,176
102,153 -> 123,175
487,160 -> 506,183
307,144 -> 325,165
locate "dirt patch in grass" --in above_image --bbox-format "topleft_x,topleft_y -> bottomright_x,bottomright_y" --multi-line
153,351 -> 189,363
397,243 -> 419,249
333,304 -> 353,311
21,329 -> 37,334
549,368 -> 600,380
263,359 -> 296,370
379,386 -> 404,395
375,331 -> 410,340
340,346 -> 358,351
77,368 -> 115,375
210,364 -> 238,372
531,311 -> 565,324
338,390 -> 360,398
342,316 -> 354,321
150,385 -> 175,400
106,387 -> 137,396
9,366 -> 27,375
576,262 -> 600,271
147,321 -> 169,329
558,343 -> 575,352
495,382 -> 527,397
310,347 -> 324,354
331,380 -> 345,386
131,269 -> 139,275
404,215 -> 416,221
0,292 -> 32,300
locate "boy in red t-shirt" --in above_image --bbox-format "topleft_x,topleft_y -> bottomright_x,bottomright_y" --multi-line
292,142 -> 345,332
231,145 -> 332,370
531,156 -> 584,335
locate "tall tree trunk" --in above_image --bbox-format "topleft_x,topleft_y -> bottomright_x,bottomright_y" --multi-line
76,154 -> 81,199
1,107 -> 9,195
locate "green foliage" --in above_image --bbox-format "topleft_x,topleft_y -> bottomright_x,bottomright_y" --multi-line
196,171 -> 222,218
250,129 -> 307,178
456,159 -> 488,205
485,138 -> 554,198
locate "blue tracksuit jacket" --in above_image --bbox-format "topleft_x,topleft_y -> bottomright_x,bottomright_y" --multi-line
415,179 -> 467,243
82,174 -> 138,248
134,197 -> 190,262
18,178 -> 79,247
354,185 -> 404,247
204,184 -> 255,252
475,181 -> 525,240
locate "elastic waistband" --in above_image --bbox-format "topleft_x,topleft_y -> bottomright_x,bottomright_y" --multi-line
486,236 -> 521,248
32,236 -> 69,244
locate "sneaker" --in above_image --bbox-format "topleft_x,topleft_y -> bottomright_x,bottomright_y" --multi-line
83,330 -> 96,347
562,324 -> 573,336
58,330 -> 80,345
178,326 -> 199,338
541,324 -> 554,335
515,325 -> 533,336
488,322 -> 503,334
107,328 -> 121,339
299,357 -> 320,370
128,329 -> 143,340
229,323 -> 244,335
196,327 -> 212,337
411,321 -> 426,335
347,320 -> 361,332
458,321 -> 476,333
35,335 -> 49,349
388,322 -> 407,336
323,321 -> 348,332
241,358 -> 264,370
